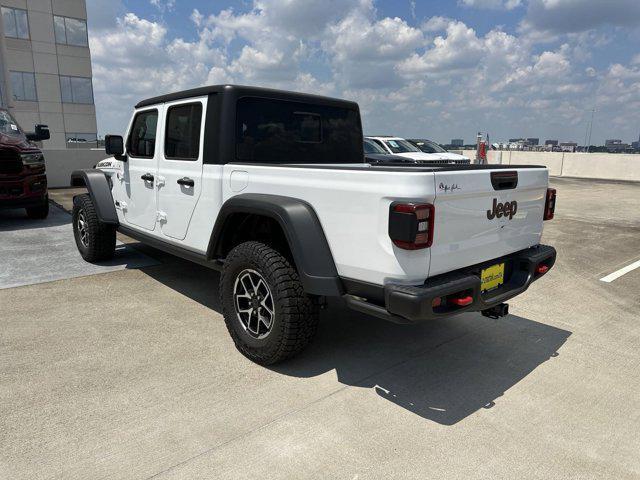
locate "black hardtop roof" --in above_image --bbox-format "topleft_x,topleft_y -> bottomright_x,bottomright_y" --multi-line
135,84 -> 360,110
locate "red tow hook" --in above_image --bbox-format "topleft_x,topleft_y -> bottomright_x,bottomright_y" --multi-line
536,264 -> 549,275
449,295 -> 473,307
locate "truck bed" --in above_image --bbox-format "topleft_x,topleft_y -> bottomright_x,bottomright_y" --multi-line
206,162 -> 549,286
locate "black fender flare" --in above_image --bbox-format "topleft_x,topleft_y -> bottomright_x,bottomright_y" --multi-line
70,169 -> 119,225
208,194 -> 343,297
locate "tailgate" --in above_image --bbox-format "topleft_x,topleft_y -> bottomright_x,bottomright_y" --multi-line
429,167 -> 548,277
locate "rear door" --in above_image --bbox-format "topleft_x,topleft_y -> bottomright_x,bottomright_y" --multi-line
157,96 -> 206,240
122,107 -> 161,231
429,168 -> 548,277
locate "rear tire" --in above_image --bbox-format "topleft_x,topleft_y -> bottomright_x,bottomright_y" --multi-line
220,241 -> 319,365
25,195 -> 49,219
72,193 -> 116,262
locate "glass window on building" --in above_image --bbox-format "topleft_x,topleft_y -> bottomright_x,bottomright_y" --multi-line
66,132 -> 97,148
54,15 -> 88,47
59,76 -> 94,104
2,7 -> 29,39
10,72 -> 37,101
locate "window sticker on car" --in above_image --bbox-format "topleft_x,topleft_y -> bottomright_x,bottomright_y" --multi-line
388,140 -> 399,148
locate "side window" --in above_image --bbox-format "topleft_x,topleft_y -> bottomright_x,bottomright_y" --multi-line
164,103 -> 202,160
235,97 -> 362,164
127,109 -> 158,158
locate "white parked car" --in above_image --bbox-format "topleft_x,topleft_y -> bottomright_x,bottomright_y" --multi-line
407,138 -> 471,163
366,136 -> 470,164
71,85 -> 557,365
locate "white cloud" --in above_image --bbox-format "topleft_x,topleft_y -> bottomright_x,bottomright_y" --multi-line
325,10 -> 424,89
87,0 -> 640,144
398,21 -> 484,75
150,0 -> 175,13
460,0 -> 522,10
88,11 -> 227,134
421,16 -> 452,33
524,0 -> 640,34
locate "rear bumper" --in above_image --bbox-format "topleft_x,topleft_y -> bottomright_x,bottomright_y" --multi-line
345,244 -> 556,324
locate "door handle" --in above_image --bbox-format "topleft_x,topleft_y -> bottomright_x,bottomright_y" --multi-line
141,173 -> 154,182
177,177 -> 195,187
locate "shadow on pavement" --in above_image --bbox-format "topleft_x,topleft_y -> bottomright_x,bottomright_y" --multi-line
0,205 -> 159,289
139,249 -> 571,425
0,206 -> 70,231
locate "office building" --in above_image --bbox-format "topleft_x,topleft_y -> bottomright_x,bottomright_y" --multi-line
451,139 -> 463,147
0,0 -> 96,148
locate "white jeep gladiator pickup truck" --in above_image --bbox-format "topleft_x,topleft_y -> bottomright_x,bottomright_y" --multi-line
71,85 -> 557,365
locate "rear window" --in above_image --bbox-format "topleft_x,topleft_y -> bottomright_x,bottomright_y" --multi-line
235,97 -> 363,164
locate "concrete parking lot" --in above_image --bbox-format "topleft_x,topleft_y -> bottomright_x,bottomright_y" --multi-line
1,177 -> 639,479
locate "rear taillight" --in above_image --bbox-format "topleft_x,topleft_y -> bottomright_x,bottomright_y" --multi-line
544,188 -> 556,220
388,202 -> 434,250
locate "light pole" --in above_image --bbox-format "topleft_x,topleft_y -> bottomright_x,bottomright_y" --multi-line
583,107 -> 596,153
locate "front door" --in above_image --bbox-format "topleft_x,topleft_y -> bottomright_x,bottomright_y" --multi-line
122,107 -> 161,231
157,97 -> 206,240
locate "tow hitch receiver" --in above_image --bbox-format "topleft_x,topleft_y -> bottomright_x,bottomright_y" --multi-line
481,303 -> 509,319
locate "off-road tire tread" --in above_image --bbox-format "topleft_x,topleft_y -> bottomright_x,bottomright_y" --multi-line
26,196 -> 49,219
73,194 -> 116,262
220,241 -> 319,365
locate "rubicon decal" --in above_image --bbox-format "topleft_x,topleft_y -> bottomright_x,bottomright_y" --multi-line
487,199 -> 518,220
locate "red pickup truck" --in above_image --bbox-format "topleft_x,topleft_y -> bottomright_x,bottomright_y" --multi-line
0,109 -> 50,219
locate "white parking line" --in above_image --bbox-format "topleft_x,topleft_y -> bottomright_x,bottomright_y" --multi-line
600,259 -> 640,283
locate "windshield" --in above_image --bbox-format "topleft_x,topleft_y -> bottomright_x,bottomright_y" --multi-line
363,138 -> 386,154
382,139 -> 421,154
0,110 -> 25,138
412,139 -> 446,153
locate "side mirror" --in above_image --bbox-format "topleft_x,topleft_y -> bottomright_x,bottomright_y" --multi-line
26,124 -> 50,142
105,134 -> 126,161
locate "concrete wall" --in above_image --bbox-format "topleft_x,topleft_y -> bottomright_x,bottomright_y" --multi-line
44,149 -> 640,188
561,153 -> 640,182
459,150 -> 640,182
44,148 -> 107,187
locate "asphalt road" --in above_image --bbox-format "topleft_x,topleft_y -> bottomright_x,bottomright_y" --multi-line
0,177 -> 639,479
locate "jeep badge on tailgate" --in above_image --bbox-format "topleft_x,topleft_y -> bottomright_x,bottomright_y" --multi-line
487,199 -> 518,220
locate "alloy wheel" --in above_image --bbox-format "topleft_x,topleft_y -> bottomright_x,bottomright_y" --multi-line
77,210 -> 89,248
233,269 -> 275,339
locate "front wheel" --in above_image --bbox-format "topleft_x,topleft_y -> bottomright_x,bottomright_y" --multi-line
26,195 -> 49,219
220,241 -> 319,365
72,194 -> 116,262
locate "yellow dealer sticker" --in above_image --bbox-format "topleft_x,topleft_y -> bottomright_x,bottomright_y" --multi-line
481,263 -> 505,292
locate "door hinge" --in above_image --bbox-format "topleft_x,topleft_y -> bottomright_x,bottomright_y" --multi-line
156,211 -> 167,223
156,176 -> 166,188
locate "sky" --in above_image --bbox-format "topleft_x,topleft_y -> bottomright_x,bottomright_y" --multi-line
86,0 -> 640,145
